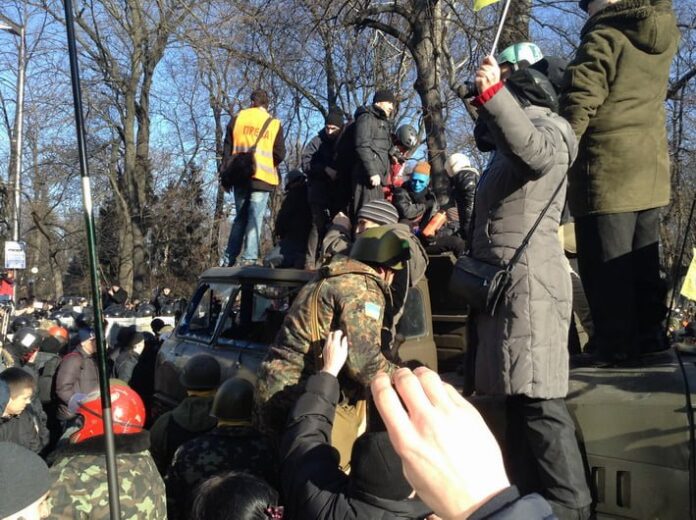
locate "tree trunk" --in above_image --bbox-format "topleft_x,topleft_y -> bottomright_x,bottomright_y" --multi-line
412,0 -> 448,199
211,102 -> 226,262
498,0 -> 531,53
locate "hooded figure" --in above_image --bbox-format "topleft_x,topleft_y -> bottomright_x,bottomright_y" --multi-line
560,0 -> 680,361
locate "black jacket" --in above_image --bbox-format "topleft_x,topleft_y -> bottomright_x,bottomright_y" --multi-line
281,372 -> 433,520
449,168 -> 479,241
102,287 -> 128,308
353,105 -> 392,186
302,130 -> 339,206
0,406 -> 49,454
469,486 -> 555,520
393,184 -> 438,231
275,181 -> 312,255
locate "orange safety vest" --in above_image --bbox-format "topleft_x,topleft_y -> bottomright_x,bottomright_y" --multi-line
231,107 -> 281,186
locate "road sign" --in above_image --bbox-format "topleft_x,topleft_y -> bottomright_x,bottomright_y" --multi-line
4,241 -> 26,269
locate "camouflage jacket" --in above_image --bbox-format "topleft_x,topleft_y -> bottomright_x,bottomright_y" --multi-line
255,255 -> 398,435
48,431 -> 166,519
165,425 -> 278,520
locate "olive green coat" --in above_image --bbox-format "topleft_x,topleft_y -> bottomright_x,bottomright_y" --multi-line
560,0 -> 680,217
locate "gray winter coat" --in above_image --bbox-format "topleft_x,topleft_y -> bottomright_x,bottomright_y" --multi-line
471,88 -> 576,399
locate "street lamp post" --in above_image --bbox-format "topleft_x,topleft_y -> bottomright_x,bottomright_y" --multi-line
0,14 -> 25,304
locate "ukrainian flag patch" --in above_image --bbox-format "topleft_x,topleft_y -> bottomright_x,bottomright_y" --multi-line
364,302 -> 381,320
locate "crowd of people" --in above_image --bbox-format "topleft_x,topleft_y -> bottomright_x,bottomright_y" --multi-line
0,0 -> 689,518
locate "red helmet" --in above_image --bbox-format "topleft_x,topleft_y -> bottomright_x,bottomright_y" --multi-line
48,325 -> 69,344
70,383 -> 146,443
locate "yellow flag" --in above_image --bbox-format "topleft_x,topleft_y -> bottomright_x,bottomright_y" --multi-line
681,248 -> 696,301
474,0 -> 501,12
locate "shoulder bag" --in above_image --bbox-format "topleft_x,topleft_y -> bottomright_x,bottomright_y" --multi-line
450,177 -> 566,316
220,116 -> 274,192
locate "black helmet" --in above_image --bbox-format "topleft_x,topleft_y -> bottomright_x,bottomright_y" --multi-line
350,226 -> 411,271
75,309 -> 94,329
10,316 -> 31,333
179,354 -> 222,391
395,124 -> 418,149
211,377 -> 254,421
11,327 -> 42,359
104,304 -> 125,318
136,304 -> 156,317
159,304 -> 177,317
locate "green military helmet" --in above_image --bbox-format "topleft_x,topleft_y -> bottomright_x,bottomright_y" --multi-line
497,42 -> 543,68
211,377 -> 255,422
179,354 -> 222,391
350,226 -> 411,271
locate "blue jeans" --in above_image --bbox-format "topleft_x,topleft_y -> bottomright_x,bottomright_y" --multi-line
222,186 -> 270,266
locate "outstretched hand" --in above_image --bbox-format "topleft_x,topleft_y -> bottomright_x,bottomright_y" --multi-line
370,367 -> 510,520
321,330 -> 348,377
475,55 -> 501,95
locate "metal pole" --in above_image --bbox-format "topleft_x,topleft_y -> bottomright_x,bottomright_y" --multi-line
489,0 -> 513,57
62,1 -> 121,518
12,26 -> 24,243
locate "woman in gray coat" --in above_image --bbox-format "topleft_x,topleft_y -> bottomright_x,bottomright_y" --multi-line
470,56 -> 591,520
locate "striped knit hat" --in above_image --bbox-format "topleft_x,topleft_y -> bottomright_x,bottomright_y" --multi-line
357,200 -> 399,226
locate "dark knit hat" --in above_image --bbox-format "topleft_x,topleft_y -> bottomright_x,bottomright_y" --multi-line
357,200 -> 399,226
0,442 -> 54,517
373,89 -> 397,105
78,327 -> 95,343
325,111 -> 344,127
350,432 -> 412,500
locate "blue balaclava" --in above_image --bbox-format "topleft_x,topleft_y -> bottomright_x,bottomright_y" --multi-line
411,173 -> 430,193
410,161 -> 431,193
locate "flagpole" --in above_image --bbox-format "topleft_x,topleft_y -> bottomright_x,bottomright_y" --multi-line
62,0 -> 121,518
489,0 -> 513,57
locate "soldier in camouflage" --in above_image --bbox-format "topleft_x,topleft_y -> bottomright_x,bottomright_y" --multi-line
255,226 -> 410,438
47,383 -> 166,519
165,377 -> 277,520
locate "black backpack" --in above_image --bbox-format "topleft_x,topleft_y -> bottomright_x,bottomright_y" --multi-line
220,116 -> 274,192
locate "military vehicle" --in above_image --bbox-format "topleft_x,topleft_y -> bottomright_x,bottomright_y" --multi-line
153,256 -> 695,520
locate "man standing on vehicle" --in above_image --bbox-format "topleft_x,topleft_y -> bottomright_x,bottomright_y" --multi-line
221,89 -> 286,267
351,90 -> 397,220
302,110 -> 345,269
560,0 -> 680,362
255,227 -> 409,465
